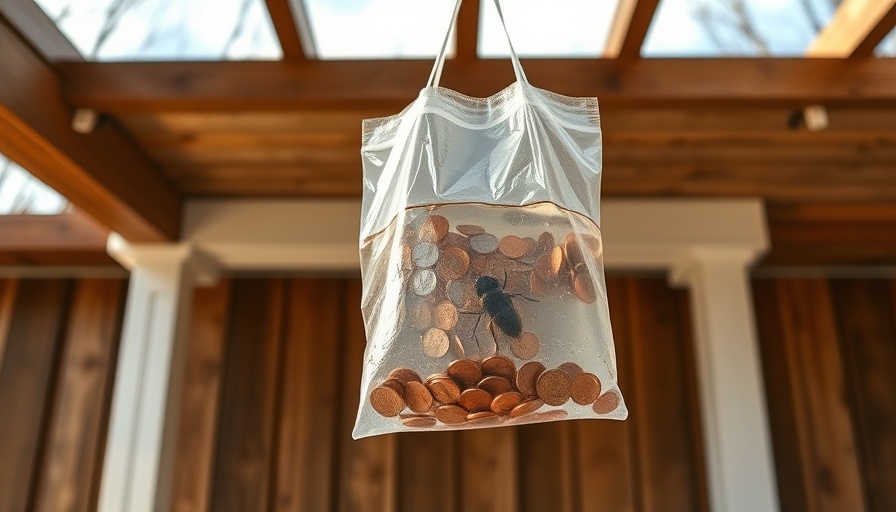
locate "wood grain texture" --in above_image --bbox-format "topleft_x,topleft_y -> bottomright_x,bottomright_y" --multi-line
458,428 -> 517,512
518,422 -> 576,512
337,279 -> 396,512
264,0 -> 306,60
0,279 -> 71,512
211,279 -> 285,512
807,0 -> 896,57
33,280 -> 125,512
397,432 -> 455,512
831,280 -> 896,512
0,280 -> 17,370
170,282 -> 232,512
604,0 -> 661,58
275,279 -> 344,512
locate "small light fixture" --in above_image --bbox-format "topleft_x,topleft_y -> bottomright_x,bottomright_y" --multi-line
71,108 -> 99,134
787,105 -> 829,132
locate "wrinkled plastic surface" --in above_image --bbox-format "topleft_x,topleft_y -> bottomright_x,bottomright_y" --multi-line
352,4 -> 626,440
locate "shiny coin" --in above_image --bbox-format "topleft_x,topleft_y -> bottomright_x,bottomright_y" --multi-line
498,235 -> 528,259
370,386 -> 405,417
388,367 -> 422,385
516,361 -> 546,397
435,404 -> 468,424
573,270 -> 597,304
419,215 -> 449,242
535,246 -> 565,281
558,362 -> 584,379
563,234 -> 585,268
593,391 -> 621,414
478,375 -> 513,396
481,355 -> 517,382
422,328 -> 450,358
471,254 -> 499,278
439,232 -> 469,251
433,301 -> 459,331
536,369 -> 571,406
408,301 -> 432,330
570,373 -> 602,405
536,231 -> 555,254
509,398 -> 544,418
404,381 -> 434,413
448,277 -> 479,311
510,332 -> 539,360
426,377 -> 461,404
425,373 -> 449,384
381,378 -> 405,397
411,269 -> 437,296
437,247 -> 471,282
459,388 -> 493,413
466,411 -> 499,424
457,224 -> 486,236
413,242 -> 440,268
401,415 -> 437,428
470,233 -> 499,254
451,334 -> 466,359
491,391 -> 524,415
447,359 -> 482,387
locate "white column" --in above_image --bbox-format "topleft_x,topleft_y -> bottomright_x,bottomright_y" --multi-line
672,249 -> 779,512
99,235 -> 217,512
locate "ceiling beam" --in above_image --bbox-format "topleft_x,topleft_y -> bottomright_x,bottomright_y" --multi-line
57,58 -> 896,113
0,0 -> 81,61
455,0 -> 480,61
806,0 -> 896,57
0,16 -> 181,242
604,0 -> 661,59
0,210 -> 116,266
265,0 -> 308,60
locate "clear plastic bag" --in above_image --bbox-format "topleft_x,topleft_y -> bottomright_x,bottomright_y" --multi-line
353,0 -> 627,439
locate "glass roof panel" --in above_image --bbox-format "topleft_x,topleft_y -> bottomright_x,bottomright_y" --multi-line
643,0 -> 838,56
878,27 -> 896,56
33,0 -> 281,60
478,0 -> 619,58
0,154 -> 68,216
303,0 -> 457,59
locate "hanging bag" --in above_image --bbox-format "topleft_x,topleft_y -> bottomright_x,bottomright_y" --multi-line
353,0 -> 626,438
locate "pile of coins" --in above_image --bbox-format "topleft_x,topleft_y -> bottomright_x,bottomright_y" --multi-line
369,356 -> 621,427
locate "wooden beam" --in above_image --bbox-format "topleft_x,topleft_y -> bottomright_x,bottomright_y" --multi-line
0,17 -> 181,241
0,0 -> 81,60
455,0 -> 480,61
264,0 -> 307,60
0,210 -> 116,266
807,0 -> 896,58
58,58 -> 896,113
604,0 -> 661,59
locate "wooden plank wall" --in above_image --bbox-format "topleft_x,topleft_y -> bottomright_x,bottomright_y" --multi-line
754,277 -> 896,512
169,276 -> 707,512
0,278 -> 126,512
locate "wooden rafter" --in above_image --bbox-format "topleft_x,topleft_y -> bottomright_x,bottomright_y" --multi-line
57,58 -> 896,113
0,210 -> 116,266
264,0 -> 307,60
455,0 -> 481,61
0,16 -> 181,241
807,0 -> 896,57
0,0 -> 81,60
604,0 -> 661,59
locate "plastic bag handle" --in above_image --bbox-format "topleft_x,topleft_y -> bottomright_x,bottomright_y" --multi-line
426,0 -> 528,89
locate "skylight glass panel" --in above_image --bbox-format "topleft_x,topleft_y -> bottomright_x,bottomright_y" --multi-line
33,0 -> 281,60
878,27 -> 896,56
303,0 -> 457,59
0,154 -> 68,215
479,0 -> 619,57
643,0 -> 838,56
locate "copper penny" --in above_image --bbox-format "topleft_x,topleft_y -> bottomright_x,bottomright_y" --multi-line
564,234 -> 585,268
536,231 -> 555,254
535,246 -> 564,281
491,391 -> 524,414
433,301 -> 459,331
478,375 -> 513,396
523,237 -> 537,254
451,334 -> 466,359
419,215 -> 449,242
370,386 -> 405,417
471,254 -> 498,278
536,369 -> 571,406
509,398 -> 544,418
529,270 -> 551,296
447,359 -> 482,387
380,378 -> 405,397
408,301 -> 432,330
422,328 -> 450,358
439,232 -> 469,251
516,361 -> 546,397
435,404 -> 468,424
437,247 -> 471,282
558,362 -> 584,379
425,373 -> 449,384
593,391 -> 621,414
510,331 -> 540,360
412,241 -> 440,268
388,367 -> 422,385
573,270 -> 597,304
499,235 -> 528,259
401,415 -> 437,428
481,355 -> 517,381
582,233 -> 602,258
504,270 -> 530,295
404,381 -> 434,413
467,411 -> 499,424
457,224 -> 486,236
470,233 -> 499,254
447,276 -> 479,311
570,373 -> 602,405
427,377 -> 461,404
411,269 -> 437,296
459,388 -> 493,413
